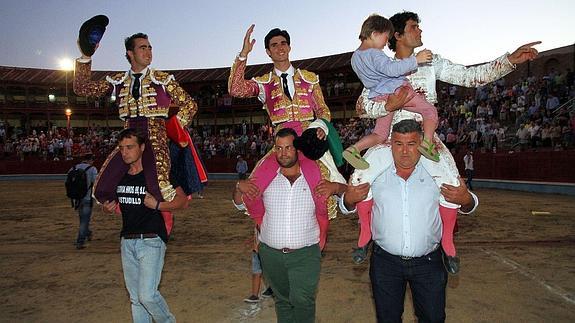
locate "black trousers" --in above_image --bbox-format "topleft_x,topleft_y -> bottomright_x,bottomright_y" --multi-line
465,169 -> 474,190
370,244 -> 448,323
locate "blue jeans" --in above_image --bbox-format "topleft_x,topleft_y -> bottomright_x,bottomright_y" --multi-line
370,244 -> 447,323
121,237 -> 175,323
76,199 -> 92,244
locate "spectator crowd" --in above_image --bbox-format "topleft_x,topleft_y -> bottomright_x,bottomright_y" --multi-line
0,123 -> 119,162
1,68 -> 574,164
431,68 -> 574,153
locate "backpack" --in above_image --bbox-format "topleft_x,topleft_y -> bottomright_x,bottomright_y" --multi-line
65,165 -> 93,206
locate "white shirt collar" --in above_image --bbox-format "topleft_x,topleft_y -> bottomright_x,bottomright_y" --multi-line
391,159 -> 424,180
130,66 -> 150,78
274,65 -> 295,77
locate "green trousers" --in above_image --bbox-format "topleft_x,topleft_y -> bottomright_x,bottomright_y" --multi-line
259,243 -> 321,323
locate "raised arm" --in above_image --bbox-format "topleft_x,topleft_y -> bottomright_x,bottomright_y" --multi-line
227,24 -> 261,98
239,24 -> 256,59
73,58 -> 112,97
73,42 -> 112,98
435,42 -> 540,87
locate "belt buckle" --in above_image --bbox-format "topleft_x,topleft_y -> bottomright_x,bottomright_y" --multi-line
281,248 -> 292,254
400,255 -> 413,260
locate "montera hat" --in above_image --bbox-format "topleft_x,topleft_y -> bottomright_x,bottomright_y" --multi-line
78,15 -> 109,57
294,127 -> 329,161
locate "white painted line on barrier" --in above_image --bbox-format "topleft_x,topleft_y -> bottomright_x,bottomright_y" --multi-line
483,249 -> 575,305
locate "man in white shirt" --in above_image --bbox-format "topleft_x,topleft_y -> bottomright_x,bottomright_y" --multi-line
236,127 -> 328,323
341,119 -> 477,323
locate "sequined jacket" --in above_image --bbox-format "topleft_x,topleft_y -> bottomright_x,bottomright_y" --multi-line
407,53 -> 515,104
373,53 -> 516,122
73,60 -> 197,126
228,58 -> 330,127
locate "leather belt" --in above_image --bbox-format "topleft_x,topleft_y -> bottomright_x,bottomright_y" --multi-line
375,244 -> 439,261
123,233 -> 158,239
264,243 -> 303,254
398,247 -> 439,261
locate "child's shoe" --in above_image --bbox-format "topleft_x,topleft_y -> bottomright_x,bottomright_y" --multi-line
417,138 -> 440,162
343,146 -> 369,170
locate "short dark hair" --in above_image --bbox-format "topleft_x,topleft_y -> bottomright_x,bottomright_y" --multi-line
359,14 -> 394,41
389,11 -> 420,52
264,28 -> 290,49
275,127 -> 298,139
118,128 -> 146,145
392,119 -> 422,135
124,33 -> 148,63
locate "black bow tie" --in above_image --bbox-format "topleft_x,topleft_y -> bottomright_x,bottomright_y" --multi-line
132,73 -> 142,100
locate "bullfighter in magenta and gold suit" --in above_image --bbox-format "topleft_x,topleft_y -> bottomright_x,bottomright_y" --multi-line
228,26 -> 347,249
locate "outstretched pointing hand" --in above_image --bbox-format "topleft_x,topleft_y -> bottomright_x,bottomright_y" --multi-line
508,41 -> 541,65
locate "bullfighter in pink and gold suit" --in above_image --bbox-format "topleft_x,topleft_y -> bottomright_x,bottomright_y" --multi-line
229,26 -> 346,249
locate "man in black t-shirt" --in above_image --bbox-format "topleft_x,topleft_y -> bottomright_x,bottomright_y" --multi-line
102,128 -> 188,323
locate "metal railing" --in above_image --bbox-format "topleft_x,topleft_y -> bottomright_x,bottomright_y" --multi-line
552,97 -> 575,120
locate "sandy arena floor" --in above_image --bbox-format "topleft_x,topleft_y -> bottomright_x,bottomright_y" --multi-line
0,180 -> 574,322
